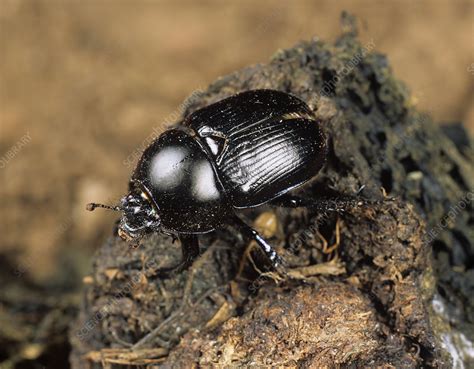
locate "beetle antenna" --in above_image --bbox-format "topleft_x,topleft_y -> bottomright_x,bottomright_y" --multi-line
86,203 -> 122,212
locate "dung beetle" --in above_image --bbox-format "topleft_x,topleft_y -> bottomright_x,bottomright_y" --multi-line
87,89 -> 330,272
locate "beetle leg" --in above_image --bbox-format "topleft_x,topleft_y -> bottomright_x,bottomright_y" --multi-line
233,216 -> 283,269
152,234 -> 200,278
270,194 -> 365,213
174,234 -> 200,272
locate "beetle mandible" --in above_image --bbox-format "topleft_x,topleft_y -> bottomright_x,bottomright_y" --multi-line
87,89 -> 331,273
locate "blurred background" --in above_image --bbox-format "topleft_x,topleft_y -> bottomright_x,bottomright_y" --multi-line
0,0 -> 473,290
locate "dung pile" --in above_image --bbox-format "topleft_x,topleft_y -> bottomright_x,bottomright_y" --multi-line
70,18 -> 473,368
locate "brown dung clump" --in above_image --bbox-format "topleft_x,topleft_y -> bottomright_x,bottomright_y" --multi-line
70,18 -> 473,368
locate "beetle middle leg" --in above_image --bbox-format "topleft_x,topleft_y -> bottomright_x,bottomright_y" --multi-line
233,215 -> 283,269
269,193 -> 365,213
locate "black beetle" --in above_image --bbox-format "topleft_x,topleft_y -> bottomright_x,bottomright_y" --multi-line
87,89 -> 331,272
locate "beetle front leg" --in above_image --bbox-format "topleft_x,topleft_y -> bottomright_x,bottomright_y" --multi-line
153,234 -> 200,277
233,215 -> 283,269
175,234 -> 200,273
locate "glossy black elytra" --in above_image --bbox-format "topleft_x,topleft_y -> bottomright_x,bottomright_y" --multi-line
87,89 -> 330,273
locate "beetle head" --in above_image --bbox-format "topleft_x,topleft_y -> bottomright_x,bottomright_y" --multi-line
118,190 -> 160,242
86,187 -> 160,247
